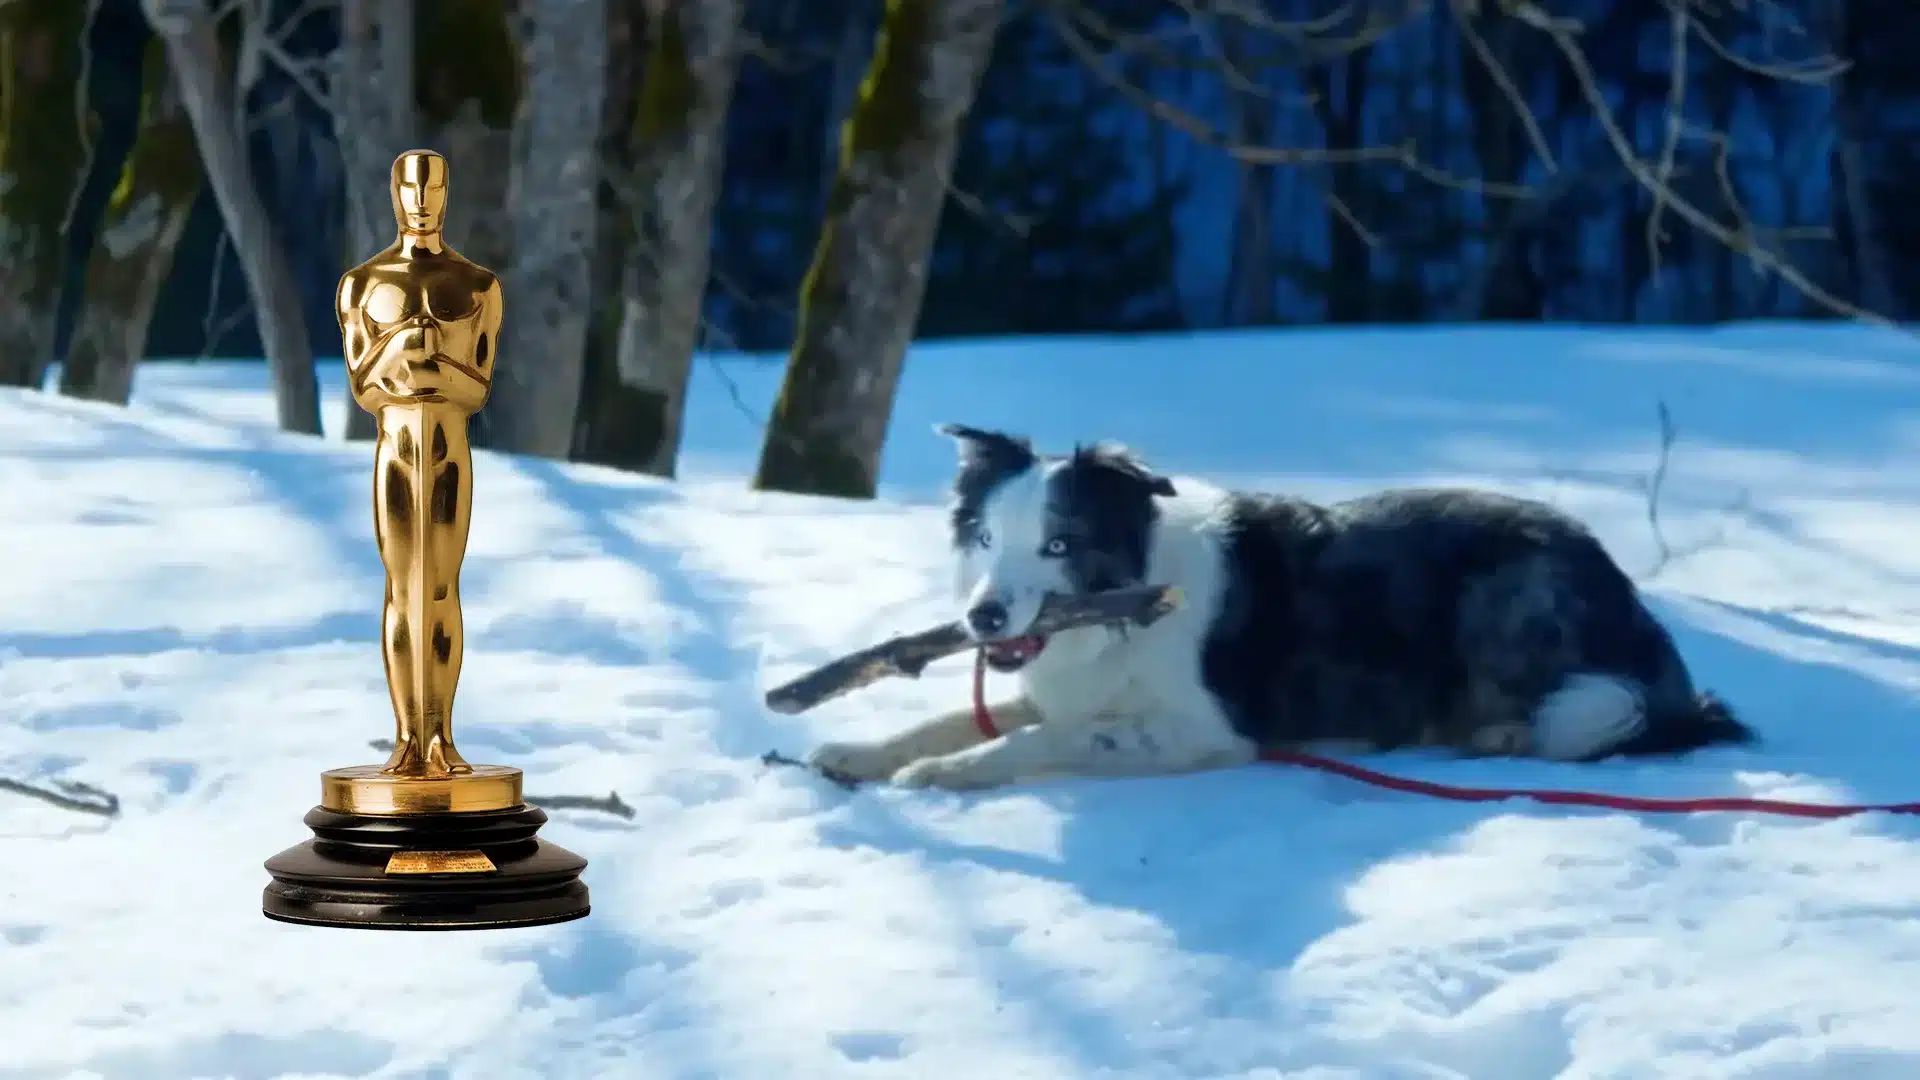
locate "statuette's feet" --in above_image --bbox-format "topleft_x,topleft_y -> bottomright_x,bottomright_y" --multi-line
379,734 -> 476,779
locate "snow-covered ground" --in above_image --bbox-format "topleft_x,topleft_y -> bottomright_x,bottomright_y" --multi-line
6,323 -> 1920,1080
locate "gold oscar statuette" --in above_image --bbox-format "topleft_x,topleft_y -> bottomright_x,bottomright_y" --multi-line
262,149 -> 590,930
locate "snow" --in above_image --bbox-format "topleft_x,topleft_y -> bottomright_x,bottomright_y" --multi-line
6,323 -> 1920,1079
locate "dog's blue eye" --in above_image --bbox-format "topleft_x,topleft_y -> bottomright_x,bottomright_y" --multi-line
975,528 -> 992,549
1043,536 -> 1070,557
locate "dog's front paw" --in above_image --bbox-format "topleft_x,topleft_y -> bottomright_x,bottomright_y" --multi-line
891,754 -> 997,791
806,740 -> 913,783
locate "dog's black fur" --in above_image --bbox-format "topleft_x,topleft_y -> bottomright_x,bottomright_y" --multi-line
1200,486 -> 1752,758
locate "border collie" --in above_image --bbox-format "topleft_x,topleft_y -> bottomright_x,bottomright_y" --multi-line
806,424 -> 1752,791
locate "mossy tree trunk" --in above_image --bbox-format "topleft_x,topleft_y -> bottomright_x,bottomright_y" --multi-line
571,0 -> 645,464
752,0 -> 1003,499
336,0 -> 420,440
0,0 -> 90,388
410,0 -> 519,446
141,0 -> 320,434
486,0 -> 607,459
425,102 -> 515,288
415,0 -> 519,274
61,40 -> 203,405
575,0 -> 742,476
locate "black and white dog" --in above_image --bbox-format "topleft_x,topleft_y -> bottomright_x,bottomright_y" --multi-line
807,424 -> 1753,791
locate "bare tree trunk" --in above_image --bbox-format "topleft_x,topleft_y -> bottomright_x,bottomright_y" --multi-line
1307,48 -> 1375,324
1455,11 -> 1547,321
1832,135 -> 1894,316
753,0 -> 1003,499
141,0 -> 320,434
1614,55 -> 1651,321
1825,0 -> 1897,317
1705,75 -> 1738,320
481,0 -> 606,459
576,0 -> 742,476
410,0 -> 519,446
62,40 -> 203,405
572,0 -> 644,463
430,104 -> 515,271
0,0 -> 89,388
415,0 -> 517,273
336,0 -> 420,440
1219,24 -> 1275,326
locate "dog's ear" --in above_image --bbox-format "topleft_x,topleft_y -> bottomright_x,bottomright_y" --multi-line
1081,440 -> 1177,498
934,423 -> 1033,465
934,422 -> 1009,446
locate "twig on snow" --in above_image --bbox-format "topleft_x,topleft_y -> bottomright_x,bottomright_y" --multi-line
363,740 -> 636,819
527,790 -> 635,819
1637,399 -> 1749,580
0,775 -> 122,818
1643,399 -> 1680,575
761,749 -> 861,791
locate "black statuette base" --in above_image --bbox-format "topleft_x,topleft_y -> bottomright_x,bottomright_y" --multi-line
262,804 -> 589,930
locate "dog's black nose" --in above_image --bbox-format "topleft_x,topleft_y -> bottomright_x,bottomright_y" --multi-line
966,600 -> 1009,638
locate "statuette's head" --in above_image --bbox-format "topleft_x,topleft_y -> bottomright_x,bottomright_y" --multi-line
391,150 -> 448,235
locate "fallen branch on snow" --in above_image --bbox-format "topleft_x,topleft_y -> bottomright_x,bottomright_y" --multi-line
0,776 -> 122,818
525,791 -> 635,818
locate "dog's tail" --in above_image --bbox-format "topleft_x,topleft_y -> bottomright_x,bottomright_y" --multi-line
1615,690 -> 1756,757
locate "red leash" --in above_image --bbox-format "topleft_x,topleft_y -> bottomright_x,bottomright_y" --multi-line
969,650 -> 1920,820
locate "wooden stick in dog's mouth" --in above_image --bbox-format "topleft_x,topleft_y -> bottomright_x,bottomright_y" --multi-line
762,584 -> 1182,716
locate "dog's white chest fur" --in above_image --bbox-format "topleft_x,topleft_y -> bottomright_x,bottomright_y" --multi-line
1018,628 -> 1160,727
988,488 -> 1259,773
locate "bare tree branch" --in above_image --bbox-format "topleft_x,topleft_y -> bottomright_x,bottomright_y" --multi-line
1505,0 -> 1888,325
1203,0 -> 1411,62
1048,1 -> 1538,197
1682,0 -> 1847,84
1646,0 -> 1688,280
1452,0 -> 1558,174
1325,190 -> 1380,247
944,181 -> 1034,237
1163,0 -> 1275,98
1039,0 -> 1877,325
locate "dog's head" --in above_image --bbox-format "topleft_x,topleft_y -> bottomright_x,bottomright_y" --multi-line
936,423 -> 1176,673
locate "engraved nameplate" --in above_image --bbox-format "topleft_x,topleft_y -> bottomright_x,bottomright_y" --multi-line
385,849 -> 497,875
